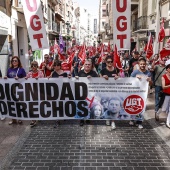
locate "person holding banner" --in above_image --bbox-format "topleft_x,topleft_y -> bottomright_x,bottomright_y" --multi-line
49,60 -> 68,78
99,56 -> 119,130
26,61 -> 44,127
76,59 -> 98,126
130,57 -> 152,129
26,61 -> 44,79
39,54 -> 53,77
160,60 -> 170,128
49,60 -> 69,127
5,56 -> 26,125
152,57 -> 166,121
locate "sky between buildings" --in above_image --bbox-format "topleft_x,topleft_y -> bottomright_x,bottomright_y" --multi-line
75,0 -> 99,16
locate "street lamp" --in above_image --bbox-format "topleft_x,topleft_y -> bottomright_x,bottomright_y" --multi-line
97,34 -> 101,44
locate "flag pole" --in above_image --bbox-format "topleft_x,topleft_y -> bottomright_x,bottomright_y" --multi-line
154,0 -> 161,54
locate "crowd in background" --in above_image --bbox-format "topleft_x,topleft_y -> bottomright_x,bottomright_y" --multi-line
0,45 -> 170,130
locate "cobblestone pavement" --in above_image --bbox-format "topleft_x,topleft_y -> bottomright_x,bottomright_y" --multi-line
5,120 -> 170,170
1,94 -> 170,170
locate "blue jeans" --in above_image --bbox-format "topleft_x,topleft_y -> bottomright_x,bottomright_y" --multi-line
155,85 -> 162,112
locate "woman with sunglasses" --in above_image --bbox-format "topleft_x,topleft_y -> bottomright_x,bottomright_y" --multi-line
5,56 -> 26,125
27,61 -> 44,79
99,56 -> 119,130
26,61 -> 44,127
49,60 -> 68,78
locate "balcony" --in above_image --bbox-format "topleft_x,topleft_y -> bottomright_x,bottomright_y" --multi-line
133,16 -> 148,32
55,6 -> 65,22
15,0 -> 46,14
48,21 -> 60,34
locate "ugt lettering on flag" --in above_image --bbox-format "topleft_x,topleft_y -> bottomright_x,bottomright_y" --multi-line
22,0 -> 49,50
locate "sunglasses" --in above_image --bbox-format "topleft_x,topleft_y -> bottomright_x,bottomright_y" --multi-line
44,57 -> 49,59
31,64 -> 38,68
106,61 -> 113,63
12,60 -> 18,62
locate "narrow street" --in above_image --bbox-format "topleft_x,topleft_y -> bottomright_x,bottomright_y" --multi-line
1,94 -> 170,170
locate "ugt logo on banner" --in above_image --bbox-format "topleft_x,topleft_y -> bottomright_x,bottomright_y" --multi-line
23,0 -> 49,50
113,0 -> 131,50
123,95 -> 144,115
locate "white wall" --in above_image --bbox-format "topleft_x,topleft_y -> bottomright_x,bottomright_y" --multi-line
11,8 -> 29,72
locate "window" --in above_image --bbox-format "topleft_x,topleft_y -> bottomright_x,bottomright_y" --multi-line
0,0 -> 6,8
142,0 -> 148,16
152,0 -> 157,13
102,22 -> 105,28
102,10 -> 107,17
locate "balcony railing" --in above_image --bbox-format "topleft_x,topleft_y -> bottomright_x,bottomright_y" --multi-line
55,6 -> 64,16
133,16 -> 148,31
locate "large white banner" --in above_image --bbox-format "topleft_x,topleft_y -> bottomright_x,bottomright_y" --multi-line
0,78 -> 148,120
22,0 -> 49,50
113,0 -> 131,50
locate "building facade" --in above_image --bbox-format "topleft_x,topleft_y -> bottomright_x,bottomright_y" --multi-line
0,0 -> 11,76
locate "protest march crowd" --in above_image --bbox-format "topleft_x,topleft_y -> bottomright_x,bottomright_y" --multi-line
0,41 -> 170,131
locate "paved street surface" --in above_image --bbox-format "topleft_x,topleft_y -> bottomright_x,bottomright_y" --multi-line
1,94 -> 170,170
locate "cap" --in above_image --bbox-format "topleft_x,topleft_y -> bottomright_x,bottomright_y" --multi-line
165,59 -> 170,66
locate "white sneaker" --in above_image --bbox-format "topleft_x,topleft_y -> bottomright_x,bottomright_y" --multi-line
138,124 -> 143,129
106,120 -> 110,126
111,122 -> 116,130
0,116 -> 5,121
129,120 -> 134,126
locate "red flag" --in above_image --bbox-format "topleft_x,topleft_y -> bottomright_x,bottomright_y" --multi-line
61,52 -> 75,71
97,44 -> 104,64
160,49 -> 170,59
146,33 -> 153,59
97,44 -> 102,53
54,38 -> 60,54
50,46 -> 54,53
114,44 -> 122,72
158,18 -> 165,42
58,52 -> 65,61
160,38 -> 170,59
78,44 -> 86,63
